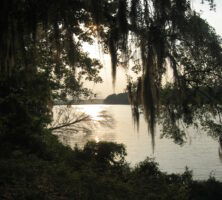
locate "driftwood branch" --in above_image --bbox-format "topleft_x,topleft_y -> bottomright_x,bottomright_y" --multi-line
49,106 -> 114,136
49,115 -> 91,131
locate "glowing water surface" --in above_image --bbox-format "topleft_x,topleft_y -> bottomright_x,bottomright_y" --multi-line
53,104 -> 222,180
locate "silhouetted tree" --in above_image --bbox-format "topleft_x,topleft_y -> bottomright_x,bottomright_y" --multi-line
0,0 -> 221,148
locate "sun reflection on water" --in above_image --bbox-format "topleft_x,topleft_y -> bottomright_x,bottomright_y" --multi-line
79,105 -> 104,121
75,105 -> 114,144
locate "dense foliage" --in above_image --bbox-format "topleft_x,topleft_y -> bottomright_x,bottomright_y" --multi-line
1,138 -> 222,199
0,0 -> 221,145
1,0 -> 222,198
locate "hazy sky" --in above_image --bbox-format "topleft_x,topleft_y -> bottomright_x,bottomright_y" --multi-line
85,0 -> 222,99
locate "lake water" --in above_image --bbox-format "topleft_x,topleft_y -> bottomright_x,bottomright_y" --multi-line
53,104 -> 222,180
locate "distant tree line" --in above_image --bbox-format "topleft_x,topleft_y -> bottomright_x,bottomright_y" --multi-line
104,93 -> 129,104
104,85 -> 222,106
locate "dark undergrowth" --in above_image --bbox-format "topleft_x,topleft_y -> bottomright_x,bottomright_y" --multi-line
0,131 -> 222,200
